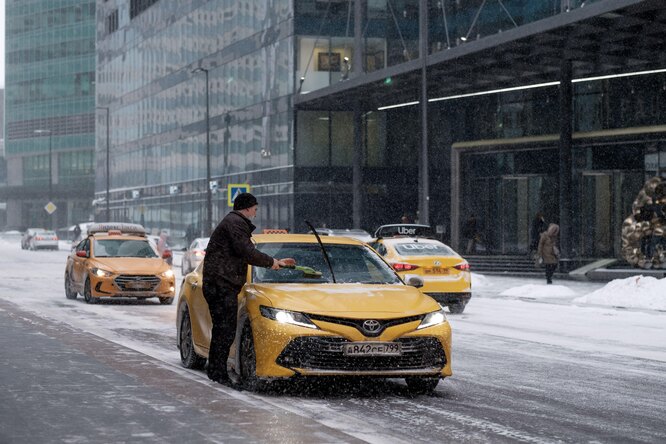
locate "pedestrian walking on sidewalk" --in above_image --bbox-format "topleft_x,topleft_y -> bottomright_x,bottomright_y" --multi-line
537,223 -> 560,284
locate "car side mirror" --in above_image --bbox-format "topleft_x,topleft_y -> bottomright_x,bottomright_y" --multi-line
404,274 -> 424,288
76,250 -> 88,258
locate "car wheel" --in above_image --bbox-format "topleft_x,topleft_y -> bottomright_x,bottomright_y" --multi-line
448,303 -> 465,314
239,322 -> 265,392
179,308 -> 206,369
159,297 -> 174,305
64,272 -> 77,300
83,278 -> 97,304
405,377 -> 439,395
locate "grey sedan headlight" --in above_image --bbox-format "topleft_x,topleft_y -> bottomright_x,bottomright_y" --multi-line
417,309 -> 447,330
260,306 -> 318,329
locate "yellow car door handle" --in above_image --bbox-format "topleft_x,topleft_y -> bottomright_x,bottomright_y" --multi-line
190,281 -> 198,288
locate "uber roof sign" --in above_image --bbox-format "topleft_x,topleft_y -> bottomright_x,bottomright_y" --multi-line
374,224 -> 434,239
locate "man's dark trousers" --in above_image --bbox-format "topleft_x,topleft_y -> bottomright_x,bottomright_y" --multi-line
203,279 -> 240,381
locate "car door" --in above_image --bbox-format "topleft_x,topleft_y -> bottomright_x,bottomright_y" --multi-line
71,239 -> 90,292
187,267 -> 212,352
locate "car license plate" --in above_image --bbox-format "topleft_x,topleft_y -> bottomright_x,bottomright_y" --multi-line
343,342 -> 401,356
126,281 -> 151,289
425,267 -> 448,274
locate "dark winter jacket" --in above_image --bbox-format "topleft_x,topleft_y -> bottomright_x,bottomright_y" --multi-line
203,211 -> 274,289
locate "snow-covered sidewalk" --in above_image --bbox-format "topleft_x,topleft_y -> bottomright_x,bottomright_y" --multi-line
472,272 -> 666,312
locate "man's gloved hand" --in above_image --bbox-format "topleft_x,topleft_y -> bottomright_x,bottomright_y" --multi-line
271,257 -> 296,270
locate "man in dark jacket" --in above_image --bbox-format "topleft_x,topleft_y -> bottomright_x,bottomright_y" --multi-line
202,192 -> 288,383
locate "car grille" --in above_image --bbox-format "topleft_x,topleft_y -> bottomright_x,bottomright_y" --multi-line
276,337 -> 446,371
114,275 -> 160,292
307,313 -> 423,337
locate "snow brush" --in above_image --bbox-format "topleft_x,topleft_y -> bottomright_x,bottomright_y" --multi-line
279,258 -> 323,278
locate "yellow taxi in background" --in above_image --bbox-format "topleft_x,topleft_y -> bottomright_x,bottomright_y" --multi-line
64,223 -> 176,305
370,224 -> 471,313
176,234 -> 452,394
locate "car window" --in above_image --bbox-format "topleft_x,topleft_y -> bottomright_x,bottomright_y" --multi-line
371,243 -> 387,256
93,239 -> 158,258
253,243 -> 401,284
394,242 -> 456,256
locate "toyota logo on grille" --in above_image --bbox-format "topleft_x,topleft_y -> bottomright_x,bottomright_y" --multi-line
434,260 -> 441,266
362,320 -> 381,334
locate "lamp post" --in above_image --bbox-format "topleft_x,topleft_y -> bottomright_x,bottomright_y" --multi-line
34,129 -> 53,229
96,107 -> 111,221
192,67 -> 212,236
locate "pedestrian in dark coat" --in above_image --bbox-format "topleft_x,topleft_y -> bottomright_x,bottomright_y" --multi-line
537,223 -> 560,284
202,192 -> 290,384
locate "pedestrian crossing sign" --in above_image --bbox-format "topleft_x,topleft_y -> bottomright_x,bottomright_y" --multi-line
228,183 -> 251,207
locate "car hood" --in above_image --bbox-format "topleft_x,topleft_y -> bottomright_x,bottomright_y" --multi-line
89,258 -> 169,274
248,283 -> 440,317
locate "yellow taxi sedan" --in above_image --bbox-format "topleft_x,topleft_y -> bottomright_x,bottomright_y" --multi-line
176,234 -> 452,394
64,223 -> 176,304
371,224 -> 471,313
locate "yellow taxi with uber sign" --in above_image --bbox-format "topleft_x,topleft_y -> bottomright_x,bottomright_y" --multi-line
370,224 -> 472,313
176,233 -> 452,394
64,223 -> 176,304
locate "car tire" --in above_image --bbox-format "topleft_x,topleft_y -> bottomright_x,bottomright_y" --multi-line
83,278 -> 97,304
239,322 -> 265,392
64,272 -> 77,300
159,297 -> 174,305
179,308 -> 206,369
405,377 -> 439,395
448,303 -> 465,314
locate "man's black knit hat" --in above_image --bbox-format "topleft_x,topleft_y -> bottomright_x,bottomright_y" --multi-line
233,192 -> 258,211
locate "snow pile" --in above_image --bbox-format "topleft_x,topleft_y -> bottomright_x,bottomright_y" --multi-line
471,272 -> 492,288
499,284 -> 576,298
574,275 -> 666,310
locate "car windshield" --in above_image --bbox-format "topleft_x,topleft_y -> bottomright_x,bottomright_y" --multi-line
253,243 -> 402,284
93,239 -> 158,258
197,239 -> 209,249
394,242 -> 456,256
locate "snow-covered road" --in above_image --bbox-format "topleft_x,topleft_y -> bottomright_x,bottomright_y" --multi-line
1,239 -> 664,443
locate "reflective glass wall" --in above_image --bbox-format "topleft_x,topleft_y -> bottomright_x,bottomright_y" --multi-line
295,0 -> 598,92
4,0 -> 96,230
449,72 -> 665,257
96,0 -> 294,240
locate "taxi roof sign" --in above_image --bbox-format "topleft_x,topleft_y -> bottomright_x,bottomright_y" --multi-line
228,183 -> 251,207
373,224 -> 433,239
87,223 -> 146,236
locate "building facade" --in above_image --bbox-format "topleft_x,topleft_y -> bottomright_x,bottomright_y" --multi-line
95,0 -> 666,259
2,0 -> 96,231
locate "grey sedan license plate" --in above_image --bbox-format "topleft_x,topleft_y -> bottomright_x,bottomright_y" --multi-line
343,342 -> 402,356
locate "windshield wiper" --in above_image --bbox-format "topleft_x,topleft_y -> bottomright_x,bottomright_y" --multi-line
305,220 -> 336,283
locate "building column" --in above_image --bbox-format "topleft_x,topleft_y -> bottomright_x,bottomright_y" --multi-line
353,102 -> 363,228
351,0 -> 364,228
559,59 -> 573,260
418,0 -> 429,225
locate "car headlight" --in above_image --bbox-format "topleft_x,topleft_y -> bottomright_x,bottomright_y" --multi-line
259,306 -> 318,329
91,267 -> 113,278
417,309 -> 447,330
161,269 -> 174,278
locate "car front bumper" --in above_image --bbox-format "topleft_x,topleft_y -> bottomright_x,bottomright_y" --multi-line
90,274 -> 176,299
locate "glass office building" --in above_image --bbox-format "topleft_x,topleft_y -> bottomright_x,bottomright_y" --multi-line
3,0 -> 97,230
96,0 -> 666,260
